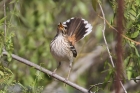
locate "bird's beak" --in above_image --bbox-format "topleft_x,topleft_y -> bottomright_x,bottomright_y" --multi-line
58,22 -> 66,33
58,22 -> 64,30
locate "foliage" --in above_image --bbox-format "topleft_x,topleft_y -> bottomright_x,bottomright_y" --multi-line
0,0 -> 140,92
89,0 -> 140,92
0,0 -> 93,92
123,0 -> 140,80
108,0 -> 140,89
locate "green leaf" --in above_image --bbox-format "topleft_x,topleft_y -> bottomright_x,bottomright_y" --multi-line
133,46 -> 140,57
124,56 -> 131,66
128,41 -> 140,57
0,70 -> 4,77
0,17 -> 6,26
103,68 -> 114,88
136,0 -> 140,6
126,66 -> 133,80
129,9 -> 136,21
7,53 -> 12,62
130,30 -> 139,38
91,0 -> 98,11
9,0 -> 19,4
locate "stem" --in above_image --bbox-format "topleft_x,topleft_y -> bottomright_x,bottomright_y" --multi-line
3,0 -> 7,52
98,2 -> 127,93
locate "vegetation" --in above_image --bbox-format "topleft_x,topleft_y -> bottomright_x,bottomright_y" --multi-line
0,0 -> 140,93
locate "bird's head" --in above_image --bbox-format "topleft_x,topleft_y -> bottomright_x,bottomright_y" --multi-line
57,22 -> 67,35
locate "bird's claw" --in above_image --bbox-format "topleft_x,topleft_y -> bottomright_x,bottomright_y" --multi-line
51,71 -> 56,76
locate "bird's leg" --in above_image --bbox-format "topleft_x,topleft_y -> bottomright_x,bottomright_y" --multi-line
52,61 -> 61,75
66,62 -> 72,80
64,62 -> 72,86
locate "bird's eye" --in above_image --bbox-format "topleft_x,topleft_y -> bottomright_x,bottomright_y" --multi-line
62,25 -> 67,30
64,26 -> 67,30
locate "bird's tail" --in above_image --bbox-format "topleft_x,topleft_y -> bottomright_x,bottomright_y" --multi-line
63,17 -> 92,44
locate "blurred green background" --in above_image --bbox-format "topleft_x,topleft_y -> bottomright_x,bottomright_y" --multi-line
0,0 -> 140,93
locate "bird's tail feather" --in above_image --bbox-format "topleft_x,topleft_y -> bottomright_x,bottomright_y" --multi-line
63,17 -> 92,43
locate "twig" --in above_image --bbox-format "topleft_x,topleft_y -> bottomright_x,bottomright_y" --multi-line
98,3 -> 115,67
3,0 -> 7,52
3,0 -> 6,40
2,51 -> 94,93
88,78 -> 140,91
98,2 -> 127,93
98,15 -> 140,45
112,76 -> 140,93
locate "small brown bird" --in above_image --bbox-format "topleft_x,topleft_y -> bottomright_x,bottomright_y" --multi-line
50,17 -> 92,80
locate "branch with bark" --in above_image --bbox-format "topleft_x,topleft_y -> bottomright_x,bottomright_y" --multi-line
2,51 -> 94,93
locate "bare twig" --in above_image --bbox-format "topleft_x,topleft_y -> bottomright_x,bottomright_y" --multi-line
3,0 -> 6,39
112,76 -> 140,93
88,78 -> 140,91
120,77 -> 140,92
98,15 -> 140,45
3,0 -> 7,52
98,2 -> 127,93
2,51 -> 94,93
98,3 -> 114,67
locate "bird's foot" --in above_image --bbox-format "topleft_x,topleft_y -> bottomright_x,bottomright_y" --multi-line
64,78 -> 69,86
51,70 -> 56,76
65,77 -> 69,81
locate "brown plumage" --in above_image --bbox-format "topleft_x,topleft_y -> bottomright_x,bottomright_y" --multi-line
63,17 -> 90,44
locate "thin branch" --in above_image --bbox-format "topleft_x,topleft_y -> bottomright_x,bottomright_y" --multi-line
112,76 -> 140,93
88,78 -> 140,91
3,0 -> 6,40
98,3 -> 115,67
98,15 -> 140,45
2,51 -> 94,93
98,2 -> 127,93
3,0 -> 7,52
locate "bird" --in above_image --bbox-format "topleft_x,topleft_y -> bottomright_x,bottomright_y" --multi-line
50,17 -> 92,80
